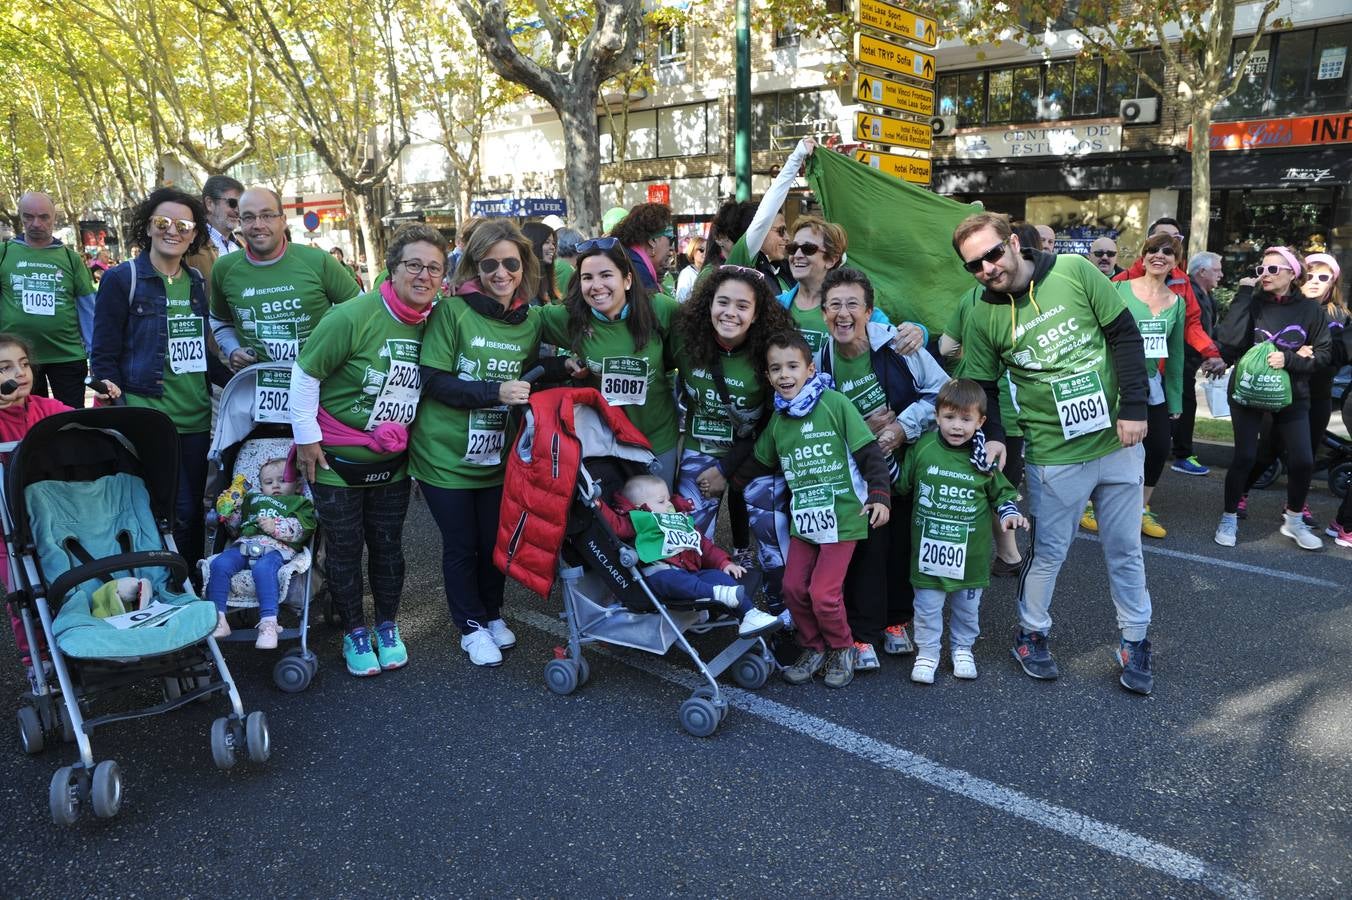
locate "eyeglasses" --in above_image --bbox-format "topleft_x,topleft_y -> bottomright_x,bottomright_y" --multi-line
719,264 -> 765,281
149,215 -> 196,235
399,260 -> 444,278
478,257 -> 522,275
823,299 -> 867,313
1092,250 -> 1117,259
1309,272 -> 1335,283
1145,244 -> 1177,257
1255,264 -> 1294,276
239,211 -> 284,225
961,240 -> 1008,273
786,241 -> 822,258
209,197 -> 239,209
575,236 -> 619,253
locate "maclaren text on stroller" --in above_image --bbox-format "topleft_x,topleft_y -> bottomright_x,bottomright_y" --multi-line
6,408 -> 270,825
495,387 -> 777,738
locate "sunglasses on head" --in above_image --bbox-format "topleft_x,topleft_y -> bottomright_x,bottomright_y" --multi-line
1092,249 -> 1117,258
1255,264 -> 1294,276
1309,272 -> 1335,283
477,257 -> 522,275
575,236 -> 620,254
149,215 -> 196,235
962,240 -> 1008,273
1145,244 -> 1177,257
786,241 -> 822,258
719,264 -> 765,281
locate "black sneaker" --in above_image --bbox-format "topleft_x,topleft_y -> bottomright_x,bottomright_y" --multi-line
781,648 -> 826,685
822,647 -> 856,689
1011,629 -> 1059,680
1117,638 -> 1154,695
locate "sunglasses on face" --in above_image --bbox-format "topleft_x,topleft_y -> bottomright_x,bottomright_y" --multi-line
575,236 -> 619,253
478,257 -> 522,275
772,225 -> 787,237
210,197 -> 239,209
1145,244 -> 1177,257
1309,272 -> 1335,283
962,240 -> 1008,273
719,264 -> 765,281
786,241 -> 822,258
1255,264 -> 1294,277
149,215 -> 196,235
1092,250 -> 1117,258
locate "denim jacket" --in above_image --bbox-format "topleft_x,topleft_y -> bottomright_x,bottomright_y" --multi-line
91,254 -> 208,397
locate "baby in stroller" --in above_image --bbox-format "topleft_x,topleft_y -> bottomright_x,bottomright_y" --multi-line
208,457 -> 316,648
599,474 -> 782,641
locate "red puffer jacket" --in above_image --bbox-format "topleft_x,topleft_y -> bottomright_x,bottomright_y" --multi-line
597,491 -> 731,573
494,387 -> 652,597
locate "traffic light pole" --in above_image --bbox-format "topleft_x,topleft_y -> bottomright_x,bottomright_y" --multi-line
735,0 -> 751,201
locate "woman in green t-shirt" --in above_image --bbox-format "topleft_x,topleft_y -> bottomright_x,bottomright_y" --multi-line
536,239 -> 682,485
410,220 -> 566,669
91,187 -> 212,573
292,224 -> 448,677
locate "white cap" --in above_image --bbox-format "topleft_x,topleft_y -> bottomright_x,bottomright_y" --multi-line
540,215 -> 566,231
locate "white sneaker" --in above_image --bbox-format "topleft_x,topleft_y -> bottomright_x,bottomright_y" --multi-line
911,655 -> 938,684
712,584 -> 746,610
737,607 -> 782,639
952,648 -> 978,679
255,616 -> 280,650
485,618 -> 516,649
212,612 -> 231,639
1214,514 -> 1238,548
1280,512 -> 1324,551
461,627 -> 503,666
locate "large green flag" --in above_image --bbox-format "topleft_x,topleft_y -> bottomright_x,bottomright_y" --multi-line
805,150 -> 982,335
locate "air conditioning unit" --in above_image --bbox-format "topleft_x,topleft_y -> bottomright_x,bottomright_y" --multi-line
931,115 -> 957,136
1120,97 -> 1159,125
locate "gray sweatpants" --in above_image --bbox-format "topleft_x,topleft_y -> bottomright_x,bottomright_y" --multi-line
1019,443 -> 1151,642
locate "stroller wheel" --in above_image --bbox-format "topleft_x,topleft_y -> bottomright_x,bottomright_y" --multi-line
244,711 -> 271,764
49,766 -> 79,825
210,717 -> 237,770
679,696 -> 720,738
58,701 -> 75,744
273,655 -> 312,693
544,658 -> 580,696
1253,458 -> 1284,490
17,706 -> 44,755
731,652 -> 771,691
1330,461 -> 1352,499
90,760 -> 123,819
575,657 -> 590,687
162,677 -> 182,702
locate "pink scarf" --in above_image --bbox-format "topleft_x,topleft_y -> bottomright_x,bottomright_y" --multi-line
284,411 -> 408,482
380,280 -> 433,325
627,244 -> 658,286
0,395 -> 71,443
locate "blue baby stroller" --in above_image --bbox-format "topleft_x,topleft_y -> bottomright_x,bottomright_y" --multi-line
5,407 -> 269,824
204,362 -> 322,692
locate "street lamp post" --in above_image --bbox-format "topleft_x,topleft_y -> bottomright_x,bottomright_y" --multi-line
735,0 -> 751,202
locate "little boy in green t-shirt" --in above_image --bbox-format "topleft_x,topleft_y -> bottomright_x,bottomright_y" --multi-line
896,379 -> 1027,685
731,332 -> 892,690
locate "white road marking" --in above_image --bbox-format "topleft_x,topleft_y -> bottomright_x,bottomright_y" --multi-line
513,606 -> 1260,900
1075,532 -> 1343,590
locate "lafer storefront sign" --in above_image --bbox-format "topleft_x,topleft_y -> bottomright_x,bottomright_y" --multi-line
1191,113 -> 1352,151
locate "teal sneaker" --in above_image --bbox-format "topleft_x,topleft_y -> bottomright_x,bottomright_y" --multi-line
343,628 -> 380,677
374,621 -> 408,671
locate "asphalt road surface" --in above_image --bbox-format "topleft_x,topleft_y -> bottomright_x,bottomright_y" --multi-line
2,440 -> 1349,898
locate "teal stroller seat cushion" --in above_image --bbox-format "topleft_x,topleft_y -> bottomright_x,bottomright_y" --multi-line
27,473 -> 217,659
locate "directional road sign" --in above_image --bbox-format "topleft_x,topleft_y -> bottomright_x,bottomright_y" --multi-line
855,74 -> 936,119
855,110 -> 932,152
854,32 -> 936,83
854,0 -> 939,48
854,150 -> 932,186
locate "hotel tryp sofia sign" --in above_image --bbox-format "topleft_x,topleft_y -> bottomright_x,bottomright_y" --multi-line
953,124 -> 1123,159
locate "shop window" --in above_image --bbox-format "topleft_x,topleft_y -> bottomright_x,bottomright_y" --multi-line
1072,58 -> 1102,116
751,96 -> 775,151
1220,35 -> 1274,119
955,70 -> 984,126
1311,24 -> 1352,112
657,26 -> 686,64
937,75 -> 958,118
1271,29 -> 1315,112
658,104 -> 707,157
988,69 -> 1013,123
1012,66 -> 1041,121
1137,50 -> 1163,98
1043,61 -> 1073,120
774,23 -> 800,48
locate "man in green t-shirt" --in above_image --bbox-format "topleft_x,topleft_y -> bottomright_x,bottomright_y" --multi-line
953,211 -> 1154,695
0,191 -> 96,407
209,187 -> 360,371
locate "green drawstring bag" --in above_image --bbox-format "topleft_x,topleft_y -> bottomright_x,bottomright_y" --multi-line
1230,341 -> 1291,410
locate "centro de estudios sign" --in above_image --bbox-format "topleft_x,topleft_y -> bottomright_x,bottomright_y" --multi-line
953,123 -> 1123,159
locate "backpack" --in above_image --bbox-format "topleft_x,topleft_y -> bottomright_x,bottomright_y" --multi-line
1230,341 -> 1291,410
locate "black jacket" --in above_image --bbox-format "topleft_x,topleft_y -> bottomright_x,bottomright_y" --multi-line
1216,285 -> 1331,404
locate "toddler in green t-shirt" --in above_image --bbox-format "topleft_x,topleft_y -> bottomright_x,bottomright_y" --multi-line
896,379 -> 1026,685
208,458 -> 316,650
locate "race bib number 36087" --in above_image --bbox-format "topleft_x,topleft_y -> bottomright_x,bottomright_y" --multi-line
601,356 -> 649,406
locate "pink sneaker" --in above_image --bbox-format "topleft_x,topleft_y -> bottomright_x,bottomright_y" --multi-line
1328,521 -> 1352,549
255,616 -> 280,650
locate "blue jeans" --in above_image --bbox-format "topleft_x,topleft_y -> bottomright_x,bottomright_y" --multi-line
207,546 -> 285,617
912,587 -> 983,656
644,567 -> 750,615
